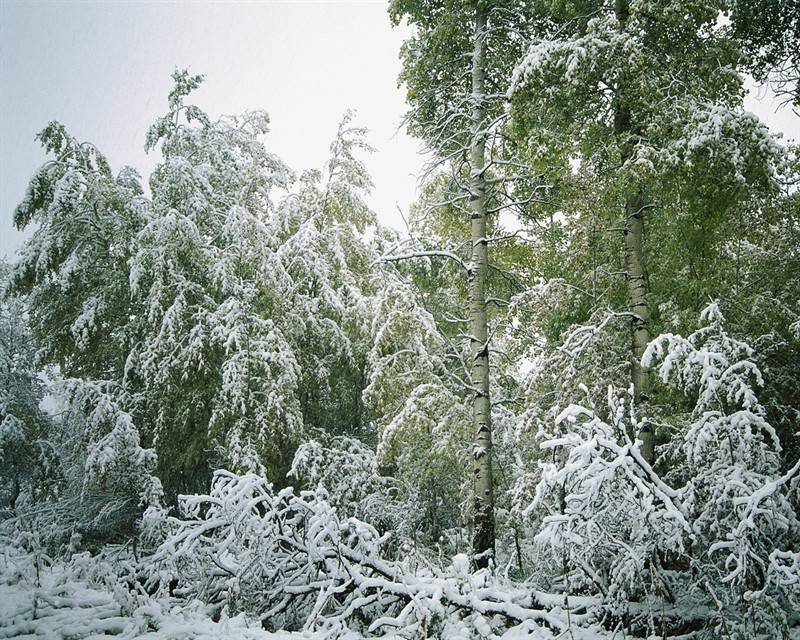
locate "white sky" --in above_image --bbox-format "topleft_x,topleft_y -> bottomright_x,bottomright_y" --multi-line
0,0 -> 423,258
1,1 -> 798,260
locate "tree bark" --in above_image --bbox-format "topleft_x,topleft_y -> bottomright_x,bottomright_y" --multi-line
623,191 -> 654,462
469,4 -> 495,568
614,0 -> 654,464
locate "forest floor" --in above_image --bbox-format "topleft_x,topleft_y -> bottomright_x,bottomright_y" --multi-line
3,542 -> 797,640
0,575 -> 308,640
0,542 -> 583,640
0,542 -> 341,640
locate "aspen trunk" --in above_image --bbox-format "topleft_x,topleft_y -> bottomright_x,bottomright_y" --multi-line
615,0 -> 654,464
624,191 -> 654,462
624,194 -> 650,405
469,4 -> 495,568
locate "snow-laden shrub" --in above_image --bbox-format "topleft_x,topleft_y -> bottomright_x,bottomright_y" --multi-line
154,469 -> 570,639
363,279 -> 471,547
289,436 -> 416,541
63,378 -> 163,513
521,385 -> 692,628
2,377 -> 164,556
644,302 -> 800,636
154,470 -> 387,631
0,274 -> 52,512
521,303 -> 800,637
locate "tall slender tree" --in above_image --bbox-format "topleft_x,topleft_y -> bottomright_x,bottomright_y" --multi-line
465,3 -> 495,566
390,0 -> 539,566
509,0 -> 786,462
613,0 -> 653,460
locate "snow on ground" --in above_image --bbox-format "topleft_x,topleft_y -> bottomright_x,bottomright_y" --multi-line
0,544 -> 337,640
0,577 -> 298,640
9,539 -> 793,640
0,539 -> 600,640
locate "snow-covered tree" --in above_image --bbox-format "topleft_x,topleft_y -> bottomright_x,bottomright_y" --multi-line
509,0 -> 788,465
8,121 -> 148,382
128,70 -> 303,486
521,303 -> 799,636
0,266 -> 52,510
390,0 -> 547,567
8,71 -> 392,499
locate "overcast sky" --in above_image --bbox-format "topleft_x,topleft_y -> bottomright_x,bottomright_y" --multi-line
1,1 -> 798,260
0,0 -> 422,258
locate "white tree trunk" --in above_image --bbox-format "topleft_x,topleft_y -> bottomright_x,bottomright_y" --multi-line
624,192 -> 654,462
615,0 -> 654,464
469,4 -> 495,567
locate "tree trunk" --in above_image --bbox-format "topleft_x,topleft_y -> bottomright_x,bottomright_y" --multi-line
469,4 -> 495,568
623,191 -> 654,462
614,0 -> 654,464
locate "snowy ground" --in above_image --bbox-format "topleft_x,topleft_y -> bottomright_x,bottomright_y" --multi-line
3,542 -> 796,640
0,544 -> 331,640
0,543 -> 577,640
0,579 -> 302,640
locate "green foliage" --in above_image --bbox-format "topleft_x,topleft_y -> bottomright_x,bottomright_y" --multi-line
0,267 -> 52,511
3,18 -> 799,634
730,0 -> 800,105
392,0 -> 538,154
6,72 -> 391,502
8,125 -> 146,382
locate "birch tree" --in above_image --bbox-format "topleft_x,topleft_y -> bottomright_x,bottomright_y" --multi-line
466,3 -> 494,567
390,0 -> 540,567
